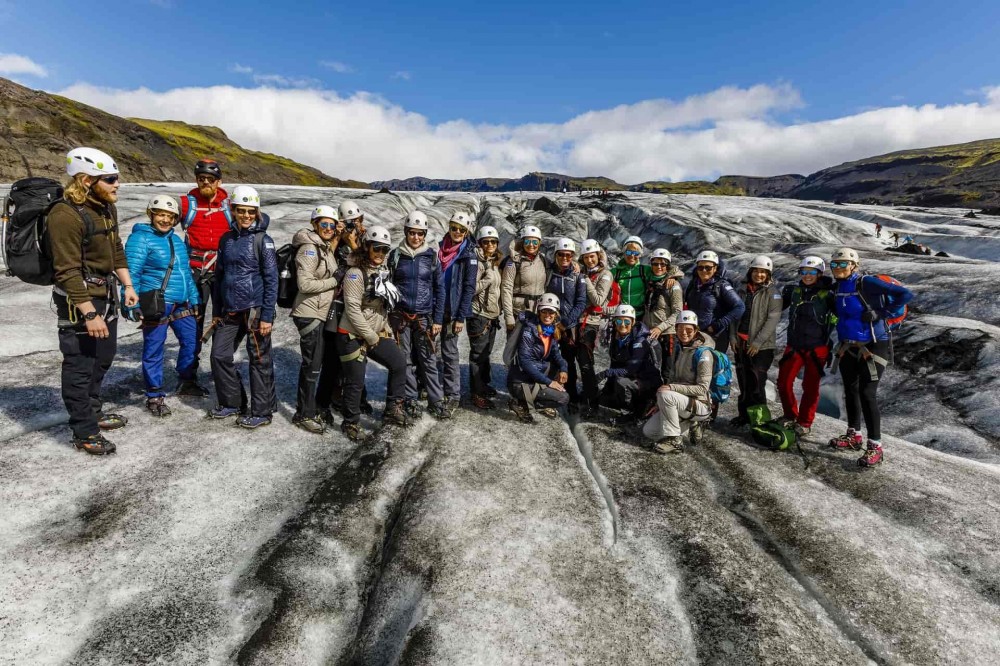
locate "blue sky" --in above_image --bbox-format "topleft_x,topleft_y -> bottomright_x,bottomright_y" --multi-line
4,0 -> 1000,181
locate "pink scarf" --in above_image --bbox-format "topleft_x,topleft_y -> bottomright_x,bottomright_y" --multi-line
438,235 -> 463,271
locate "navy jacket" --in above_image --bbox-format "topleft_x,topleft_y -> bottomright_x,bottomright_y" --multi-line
390,244 -> 445,324
442,238 -> 478,322
835,272 -> 913,343
214,213 -> 279,323
509,311 -> 568,385
782,276 -> 837,349
125,224 -> 199,306
546,265 -> 588,328
684,264 -> 745,333
605,322 -> 662,385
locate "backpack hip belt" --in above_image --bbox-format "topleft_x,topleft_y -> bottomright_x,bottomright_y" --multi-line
831,341 -> 888,381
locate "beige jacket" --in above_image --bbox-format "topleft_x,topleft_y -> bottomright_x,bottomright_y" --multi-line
669,332 -> 716,406
291,228 -> 339,320
643,266 -> 686,335
583,263 -> 614,327
340,263 -> 391,346
501,241 -> 550,327
473,246 -> 502,320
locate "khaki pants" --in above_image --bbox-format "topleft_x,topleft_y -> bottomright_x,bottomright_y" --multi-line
643,389 -> 711,439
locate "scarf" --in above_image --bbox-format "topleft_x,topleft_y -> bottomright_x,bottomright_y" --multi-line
438,236 -> 463,272
541,323 -> 556,337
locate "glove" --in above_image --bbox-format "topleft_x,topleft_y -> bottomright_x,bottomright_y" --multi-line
861,310 -> 880,323
373,273 -> 401,311
596,370 -> 608,383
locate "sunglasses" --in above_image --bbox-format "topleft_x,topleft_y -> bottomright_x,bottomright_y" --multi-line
556,252 -> 574,259
480,238 -> 498,245
196,175 -> 218,184
650,260 -> 668,268
830,261 -> 852,269
317,221 -> 338,230
449,225 -> 468,234
406,229 -> 427,236
371,244 -> 391,255
624,250 -> 641,257
538,308 -> 557,315
613,318 -> 633,326
696,265 -> 715,272
98,175 -> 119,185
233,207 -> 257,217
799,268 -> 819,276
522,239 -> 540,247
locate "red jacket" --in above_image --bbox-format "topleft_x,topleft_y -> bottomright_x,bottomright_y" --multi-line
180,186 -> 231,270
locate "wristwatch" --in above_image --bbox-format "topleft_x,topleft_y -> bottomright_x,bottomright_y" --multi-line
83,311 -> 99,321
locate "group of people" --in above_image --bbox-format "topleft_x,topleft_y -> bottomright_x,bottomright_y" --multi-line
45,148 -> 913,469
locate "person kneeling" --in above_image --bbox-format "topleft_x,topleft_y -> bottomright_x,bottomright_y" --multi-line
643,310 -> 714,454
597,304 -> 661,423
507,293 -> 570,422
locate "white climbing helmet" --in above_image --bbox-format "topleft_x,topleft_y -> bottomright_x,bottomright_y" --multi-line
623,235 -> 644,251
676,310 -> 700,327
365,225 -> 392,246
146,195 -> 178,218
311,205 -> 338,222
338,200 -> 363,221
831,247 -> 860,264
536,293 -> 561,313
520,225 -> 542,240
580,239 -> 602,256
650,248 -> 672,263
477,225 -> 499,242
230,185 -> 261,208
696,250 -> 719,265
750,255 -> 773,272
612,304 -> 636,320
66,147 -> 118,177
449,211 -> 473,230
800,256 -> 826,272
554,237 -> 577,257
404,210 -> 429,231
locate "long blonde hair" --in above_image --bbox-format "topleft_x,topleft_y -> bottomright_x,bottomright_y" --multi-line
63,174 -> 90,205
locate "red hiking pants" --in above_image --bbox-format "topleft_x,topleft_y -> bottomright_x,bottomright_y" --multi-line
777,345 -> 829,427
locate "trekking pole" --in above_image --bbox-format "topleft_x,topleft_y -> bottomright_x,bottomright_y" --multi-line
202,317 -> 222,343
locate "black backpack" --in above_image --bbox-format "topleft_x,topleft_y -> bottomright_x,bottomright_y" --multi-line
2,177 -> 63,285
275,243 -> 298,308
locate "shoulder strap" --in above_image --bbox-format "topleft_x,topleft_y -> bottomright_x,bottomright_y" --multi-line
254,232 -> 265,263
181,195 -> 197,230
161,235 -> 176,292
388,248 -> 400,276
221,198 -> 233,226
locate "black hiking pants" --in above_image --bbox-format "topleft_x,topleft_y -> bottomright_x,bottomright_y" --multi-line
569,324 -> 601,407
57,297 -> 118,439
335,335 -> 406,425
657,334 -> 675,385
734,345 -> 775,418
192,270 -> 218,374
839,340 -> 889,440
210,310 -> 276,418
598,377 -> 657,415
294,317 -> 340,419
466,314 -> 498,398
507,380 -> 571,410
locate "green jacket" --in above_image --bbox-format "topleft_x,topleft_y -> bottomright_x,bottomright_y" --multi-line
612,261 -> 651,317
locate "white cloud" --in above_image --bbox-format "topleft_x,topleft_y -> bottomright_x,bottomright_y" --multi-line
0,53 -> 47,77
320,61 -> 354,74
250,73 -> 319,89
392,71 -> 412,81
55,81 -> 1000,183
229,63 -> 254,75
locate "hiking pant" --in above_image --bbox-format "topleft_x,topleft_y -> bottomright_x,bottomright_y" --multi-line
643,389 -> 712,439
838,340 -> 889,440
467,314 -> 499,398
572,324 -> 600,406
294,316 -> 339,419
734,345 -> 775,419
657,334 -> 675,384
712,329 -> 731,356
336,335 -> 406,425
507,379 -> 571,410
560,335 -> 581,403
192,269 -> 218,374
394,314 -> 444,405
599,377 -> 657,415
777,345 -> 829,428
57,298 -> 118,439
210,310 -> 276,418
438,321 -> 462,400
141,303 -> 197,398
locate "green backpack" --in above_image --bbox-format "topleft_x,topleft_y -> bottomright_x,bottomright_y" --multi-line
751,419 -> 797,451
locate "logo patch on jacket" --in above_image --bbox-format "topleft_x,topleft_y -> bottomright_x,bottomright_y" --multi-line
265,241 -> 275,250
305,249 -> 316,257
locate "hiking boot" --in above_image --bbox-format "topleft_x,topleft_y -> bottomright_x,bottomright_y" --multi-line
445,396 -> 460,416
858,441 -> 884,468
73,433 -> 116,455
471,394 -> 495,410
146,397 -> 171,418
320,408 -> 338,426
538,407 -> 559,419
483,385 -> 498,398
794,423 -> 811,437
176,380 -> 210,397
404,400 -> 423,419
383,400 -> 408,427
97,413 -> 128,430
293,415 -> 325,434
427,401 -> 453,419
341,420 -> 365,442
508,399 -> 534,423
689,421 -> 704,447
237,415 -> 272,429
654,436 -> 684,455
209,406 -> 241,420
829,429 -> 864,451
418,389 -> 429,401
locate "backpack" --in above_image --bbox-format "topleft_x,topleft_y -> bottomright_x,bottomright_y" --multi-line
502,317 -> 525,367
275,243 -> 298,309
858,274 -> 909,332
751,420 -> 797,451
180,193 -> 232,230
692,346 -> 733,404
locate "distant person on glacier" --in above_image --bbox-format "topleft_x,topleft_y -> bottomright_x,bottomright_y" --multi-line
828,247 -> 913,467
611,236 -> 650,319
50,148 -> 139,455
875,222 -> 882,238
178,159 -> 229,396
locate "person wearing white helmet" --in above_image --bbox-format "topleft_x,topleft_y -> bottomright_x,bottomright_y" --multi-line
828,247 -> 913,467
387,210 -> 450,420
595,304 -> 662,422
467,225 -> 504,409
436,210 -> 479,411
500,224 -> 549,332
683,249 -> 744,356
643,247 -> 685,384
612,235 -> 650,319
335,199 -> 367,264
48,147 -> 138,455
776,256 -> 836,437
642,310 -> 716,454
336,226 -> 409,440
576,239 -> 616,415
124,195 -> 201,419
729,255 -> 783,429
208,186 -> 279,429
177,159 -> 230,394
506,293 -> 570,422
287,205 -> 347,434
545,237 -> 588,405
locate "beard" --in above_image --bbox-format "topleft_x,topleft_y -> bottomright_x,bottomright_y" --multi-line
92,187 -> 118,204
199,184 -> 218,199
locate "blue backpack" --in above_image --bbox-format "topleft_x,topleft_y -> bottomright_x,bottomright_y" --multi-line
693,347 -> 733,404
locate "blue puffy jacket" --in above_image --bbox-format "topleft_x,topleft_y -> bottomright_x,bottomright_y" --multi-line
509,311 -> 568,385
546,265 -> 588,327
835,272 -> 913,343
684,264 -> 745,333
604,322 -> 662,384
214,213 -> 279,323
390,243 -> 445,324
125,224 -> 199,306
442,238 -> 478,323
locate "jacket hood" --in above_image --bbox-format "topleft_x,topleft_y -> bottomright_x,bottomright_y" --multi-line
508,239 -> 543,263
613,320 -> 651,343
293,227 -> 329,247
650,265 -> 685,281
679,330 -> 715,350
229,211 -> 271,234
395,239 -> 436,258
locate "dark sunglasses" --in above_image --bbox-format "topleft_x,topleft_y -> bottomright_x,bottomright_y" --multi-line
624,250 -> 641,257
480,238 -> 498,245
406,229 -> 427,236
650,260 -> 668,268
98,175 -> 119,185
371,244 -> 391,255
196,175 -> 218,184
449,225 -> 468,234
317,221 -> 338,230
696,264 -> 715,272
556,252 -> 574,259
830,261 -> 852,269
799,268 -> 819,276
613,318 -> 633,326
233,207 -> 258,217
